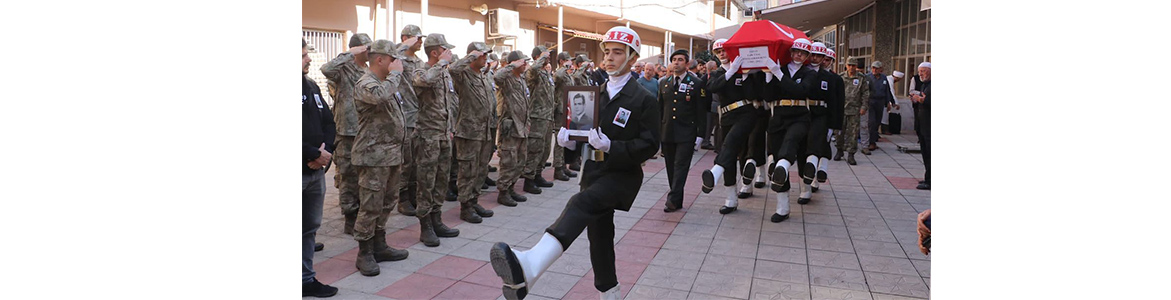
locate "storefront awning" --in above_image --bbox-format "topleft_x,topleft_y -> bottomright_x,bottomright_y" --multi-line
537,24 -> 605,41
758,0 -> 874,31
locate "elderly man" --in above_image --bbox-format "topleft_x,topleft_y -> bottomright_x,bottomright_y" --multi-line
910,62 -> 931,190
864,61 -> 898,154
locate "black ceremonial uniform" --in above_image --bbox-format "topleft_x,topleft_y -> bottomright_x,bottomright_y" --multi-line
797,66 -> 839,183
707,67 -> 761,188
544,75 -> 661,292
765,63 -> 818,192
657,72 -> 709,210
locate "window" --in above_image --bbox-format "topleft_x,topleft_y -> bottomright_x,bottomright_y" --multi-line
842,5 -> 875,68
892,0 -> 930,97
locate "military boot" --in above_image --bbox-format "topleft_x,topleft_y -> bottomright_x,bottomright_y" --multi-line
834,149 -> 844,161
430,211 -> 460,238
397,189 -> 416,216
568,161 -> 581,171
355,239 -> 380,276
497,188 -> 518,207
554,167 -> 570,181
472,199 -> 494,217
510,185 -> 529,202
485,176 -> 496,186
523,178 -> 542,194
461,203 -> 483,223
564,168 -> 578,178
372,229 -> 409,262
446,185 -> 458,202
847,153 -> 857,165
418,214 -> 440,247
343,212 -> 356,235
534,174 -> 554,187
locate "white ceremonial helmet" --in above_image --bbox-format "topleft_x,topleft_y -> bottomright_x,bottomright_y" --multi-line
791,38 -> 812,53
809,42 -> 827,56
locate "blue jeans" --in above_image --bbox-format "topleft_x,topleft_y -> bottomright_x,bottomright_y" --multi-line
303,169 -> 325,283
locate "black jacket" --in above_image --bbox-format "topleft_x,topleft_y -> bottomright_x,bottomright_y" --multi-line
303,76 -> 337,174
582,75 -> 661,211
656,72 -> 710,143
825,70 -> 846,130
765,65 -> 818,118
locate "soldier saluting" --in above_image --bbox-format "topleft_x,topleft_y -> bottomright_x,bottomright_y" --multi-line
489,26 -> 661,300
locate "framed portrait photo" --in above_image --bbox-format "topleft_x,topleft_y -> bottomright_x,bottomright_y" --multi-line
564,86 -> 601,141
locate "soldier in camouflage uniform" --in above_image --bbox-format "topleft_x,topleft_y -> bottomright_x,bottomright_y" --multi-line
485,53 -> 500,188
450,42 -> 497,223
395,25 -> 426,216
495,50 -> 533,207
551,51 -> 579,181
406,33 -> 461,246
523,46 -> 557,194
320,33 -> 372,234
351,39 -> 411,276
835,58 -> 870,165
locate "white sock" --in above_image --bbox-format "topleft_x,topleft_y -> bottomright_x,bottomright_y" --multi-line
811,180 -> 820,189
725,184 -> 739,207
513,233 -> 564,285
600,284 -> 622,300
710,165 -> 725,183
775,191 -> 790,215
818,157 -> 830,173
800,182 -> 812,198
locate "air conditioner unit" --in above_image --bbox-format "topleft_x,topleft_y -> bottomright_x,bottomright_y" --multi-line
488,8 -> 520,37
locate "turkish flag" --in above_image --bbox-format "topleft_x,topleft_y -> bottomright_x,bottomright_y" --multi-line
723,20 -> 809,71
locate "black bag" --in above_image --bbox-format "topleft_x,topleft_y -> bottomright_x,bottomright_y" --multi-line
887,112 -> 902,134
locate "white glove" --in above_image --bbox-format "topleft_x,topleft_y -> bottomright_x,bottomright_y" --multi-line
724,56 -> 744,80
556,127 -> 576,149
764,59 -> 783,83
695,137 -> 704,151
827,130 -> 835,142
588,128 -> 611,153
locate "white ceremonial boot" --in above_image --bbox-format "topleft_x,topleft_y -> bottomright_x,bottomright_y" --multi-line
702,165 -> 724,194
720,184 -> 739,214
490,233 -> 564,300
754,165 -> 768,188
771,159 -> 791,193
798,181 -> 813,205
817,157 -> 830,183
737,181 -> 753,198
600,284 -> 621,300
802,155 -> 819,184
741,159 -> 757,185
771,190 -> 790,223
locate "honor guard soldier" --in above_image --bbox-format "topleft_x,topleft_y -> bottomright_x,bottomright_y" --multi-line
700,38 -> 761,214
407,33 -> 461,246
836,57 -> 871,165
489,26 -> 660,300
795,42 -> 840,204
764,38 -> 819,223
552,51 -> 580,181
395,25 -> 427,216
523,46 -> 558,193
815,48 -> 845,191
350,39 -> 412,276
658,48 -> 710,212
450,42 -> 498,223
320,33 -> 372,235
495,50 -> 534,206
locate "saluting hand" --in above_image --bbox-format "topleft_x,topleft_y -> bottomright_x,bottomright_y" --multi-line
389,58 -> 404,73
403,36 -> 420,48
439,49 -> 453,62
348,45 -> 369,55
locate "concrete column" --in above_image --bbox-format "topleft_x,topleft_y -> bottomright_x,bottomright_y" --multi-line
421,0 -> 427,29
558,6 -> 563,52
873,0 -> 897,69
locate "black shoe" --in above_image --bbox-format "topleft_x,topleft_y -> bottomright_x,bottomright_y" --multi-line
554,168 -> 570,181
919,180 -> 926,184
700,170 -> 715,194
816,170 -> 828,183
523,179 -> 542,194
701,143 -> 715,150
770,168 -> 790,192
719,206 -> 737,214
917,182 -> 930,190
754,181 -> 765,189
485,176 -> 497,186
847,153 -> 857,165
737,189 -> 753,199
663,201 -> 681,212
303,278 -> 339,298
490,242 -> 529,300
545,162 -> 552,167
833,150 -> 844,161
770,213 -> 789,223
565,169 -> 578,178
482,182 -> 489,190
741,161 -> 757,185
489,165 -> 498,172
801,162 -> 816,184
314,242 -> 324,252
535,175 -> 554,188
798,197 -> 811,205
568,162 -> 581,171
473,203 -> 494,217
446,188 -> 458,202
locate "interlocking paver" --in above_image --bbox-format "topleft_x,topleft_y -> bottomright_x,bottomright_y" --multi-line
308,135 -> 930,299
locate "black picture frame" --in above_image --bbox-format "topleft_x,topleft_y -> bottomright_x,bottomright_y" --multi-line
564,86 -> 601,141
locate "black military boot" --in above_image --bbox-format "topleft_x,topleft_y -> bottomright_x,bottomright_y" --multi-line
497,187 -> 518,207
834,149 -> 844,161
564,168 -> 578,178
472,199 -> 494,217
355,239 -> 380,276
397,189 -> 416,216
485,176 -> 497,186
554,167 -> 570,181
372,229 -> 409,262
523,178 -> 542,194
446,185 -> 458,202
418,214 -> 440,247
568,161 -> 581,172
489,165 -> 498,172
430,211 -> 460,238
847,153 -> 857,165
509,185 -> 528,202
534,174 -> 554,187
461,203 -> 483,223
343,212 -> 356,235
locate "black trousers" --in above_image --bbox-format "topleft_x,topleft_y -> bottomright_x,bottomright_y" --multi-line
715,109 -> 758,186
661,141 -> 695,208
741,109 -> 769,165
768,111 -> 810,168
805,112 -> 831,158
867,102 -> 885,146
917,106 -> 931,183
546,164 -> 642,292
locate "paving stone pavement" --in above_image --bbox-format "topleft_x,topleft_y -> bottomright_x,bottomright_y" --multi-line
307,133 -> 930,299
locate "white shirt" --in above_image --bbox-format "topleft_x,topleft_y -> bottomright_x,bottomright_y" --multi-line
607,72 -> 632,100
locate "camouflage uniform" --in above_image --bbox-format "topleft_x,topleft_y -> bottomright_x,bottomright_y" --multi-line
836,70 -> 871,154
450,48 -> 495,208
352,69 -> 407,241
495,55 -> 532,196
524,53 -> 555,182
551,62 -> 574,170
396,46 -> 425,213
406,40 -> 458,217
319,49 -> 366,220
